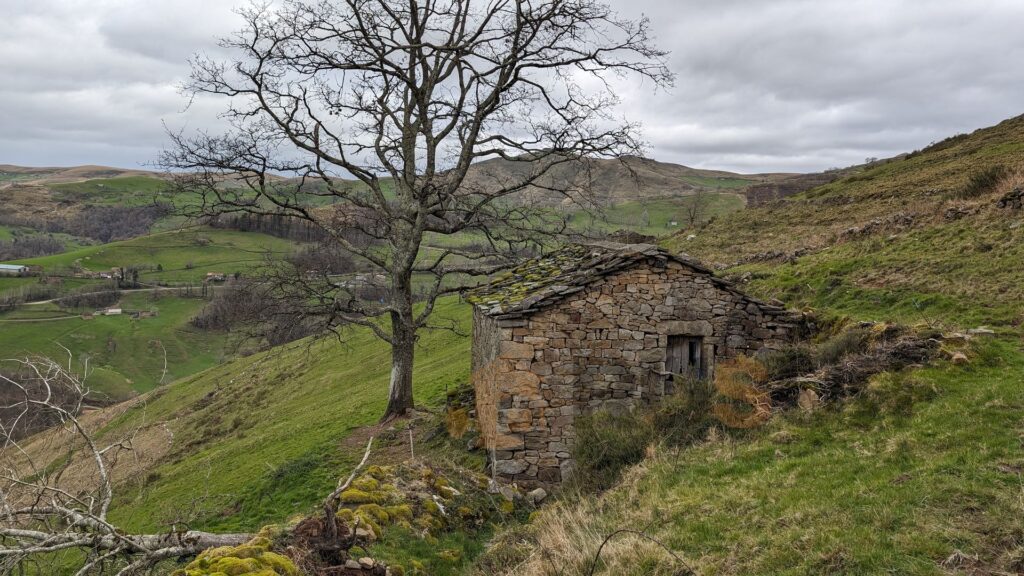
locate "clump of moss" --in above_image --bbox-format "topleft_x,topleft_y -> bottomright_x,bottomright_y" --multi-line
364,465 -> 395,480
385,504 -> 414,522
338,478 -> 400,505
172,536 -> 297,576
351,476 -> 380,492
357,503 -> 390,524
339,488 -> 385,504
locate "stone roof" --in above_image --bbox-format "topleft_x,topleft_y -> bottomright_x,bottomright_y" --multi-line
466,242 -> 782,320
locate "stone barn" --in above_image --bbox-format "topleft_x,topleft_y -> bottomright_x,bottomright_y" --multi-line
467,243 -> 801,487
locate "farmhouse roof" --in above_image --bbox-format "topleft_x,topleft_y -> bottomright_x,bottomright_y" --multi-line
466,242 -> 783,320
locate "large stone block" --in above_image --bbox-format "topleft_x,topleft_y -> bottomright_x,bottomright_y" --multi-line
500,341 -> 535,360
493,459 -> 529,475
502,408 -> 533,423
493,433 -> 525,450
657,320 -> 713,336
501,370 -> 540,396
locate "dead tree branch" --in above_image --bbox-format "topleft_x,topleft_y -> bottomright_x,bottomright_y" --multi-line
0,356 -> 250,574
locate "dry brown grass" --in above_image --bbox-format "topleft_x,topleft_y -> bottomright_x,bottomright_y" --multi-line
4,392 -> 176,502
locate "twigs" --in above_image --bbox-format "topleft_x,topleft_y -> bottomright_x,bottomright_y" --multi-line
0,354 -> 250,574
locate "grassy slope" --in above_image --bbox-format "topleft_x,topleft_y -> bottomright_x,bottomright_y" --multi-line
11,227 -> 296,282
0,293 -> 221,399
488,340 -> 1024,575
99,298 -> 470,535
571,194 -> 746,237
474,115 -> 1024,575
670,114 -> 1024,327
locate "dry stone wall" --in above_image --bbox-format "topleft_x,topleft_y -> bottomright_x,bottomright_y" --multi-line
473,258 -> 798,487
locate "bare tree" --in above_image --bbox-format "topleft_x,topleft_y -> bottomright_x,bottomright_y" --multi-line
684,188 -> 709,228
0,354 -> 249,574
162,0 -> 673,420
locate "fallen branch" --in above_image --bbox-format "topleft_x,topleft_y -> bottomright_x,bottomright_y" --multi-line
322,437 -> 374,546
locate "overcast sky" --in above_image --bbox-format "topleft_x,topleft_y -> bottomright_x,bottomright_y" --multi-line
2,0 -> 1022,173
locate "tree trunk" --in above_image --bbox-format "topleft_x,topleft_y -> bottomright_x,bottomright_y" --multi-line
382,322 -> 416,421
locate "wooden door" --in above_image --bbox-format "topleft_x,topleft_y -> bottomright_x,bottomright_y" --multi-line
668,336 -> 705,377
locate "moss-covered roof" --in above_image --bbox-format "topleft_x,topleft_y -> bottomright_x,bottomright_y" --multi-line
465,242 -> 731,319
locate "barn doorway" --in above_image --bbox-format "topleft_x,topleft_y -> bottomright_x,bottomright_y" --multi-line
666,335 -> 707,393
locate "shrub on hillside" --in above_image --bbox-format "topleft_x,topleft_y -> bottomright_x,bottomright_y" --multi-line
0,235 -> 64,260
761,345 -> 815,380
650,375 -> 717,447
572,411 -> 653,491
953,165 -> 1007,199
816,327 -> 870,366
711,356 -> 771,429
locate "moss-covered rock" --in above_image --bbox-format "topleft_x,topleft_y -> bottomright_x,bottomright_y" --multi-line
172,536 -> 298,576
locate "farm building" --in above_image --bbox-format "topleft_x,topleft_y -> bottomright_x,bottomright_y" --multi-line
0,264 -> 29,276
467,243 -> 803,487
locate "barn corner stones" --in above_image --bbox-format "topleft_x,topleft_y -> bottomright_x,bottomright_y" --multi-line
465,242 -> 801,488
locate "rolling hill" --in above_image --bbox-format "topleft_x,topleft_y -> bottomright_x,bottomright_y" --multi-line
672,113 -> 1024,327
458,154 -> 791,206
9,114 -> 1024,574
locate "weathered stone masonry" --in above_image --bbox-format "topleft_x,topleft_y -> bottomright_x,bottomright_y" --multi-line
468,243 -> 800,487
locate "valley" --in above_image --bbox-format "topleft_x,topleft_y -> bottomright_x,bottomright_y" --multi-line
4,116 -> 1024,575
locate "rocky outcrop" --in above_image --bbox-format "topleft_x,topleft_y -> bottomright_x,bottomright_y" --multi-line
996,187 -> 1024,210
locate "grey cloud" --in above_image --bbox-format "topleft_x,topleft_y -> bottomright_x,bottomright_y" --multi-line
1,0 -> 1022,172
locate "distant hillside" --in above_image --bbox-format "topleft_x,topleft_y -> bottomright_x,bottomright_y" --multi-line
669,113 -> 1024,326
741,170 -> 843,205
459,155 -> 790,205
0,164 -> 159,186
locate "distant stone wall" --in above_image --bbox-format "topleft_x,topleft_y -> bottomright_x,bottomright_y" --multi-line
473,258 -> 799,487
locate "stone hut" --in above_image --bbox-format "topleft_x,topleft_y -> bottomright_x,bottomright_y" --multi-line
467,243 -> 801,487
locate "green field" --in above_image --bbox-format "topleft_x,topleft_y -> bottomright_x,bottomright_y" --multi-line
0,292 -> 224,399
49,175 -> 171,206
571,193 -> 746,236
11,227 -> 298,282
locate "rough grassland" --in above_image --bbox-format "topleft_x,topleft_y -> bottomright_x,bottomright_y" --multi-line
670,114 -> 1024,327
482,340 -> 1024,575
